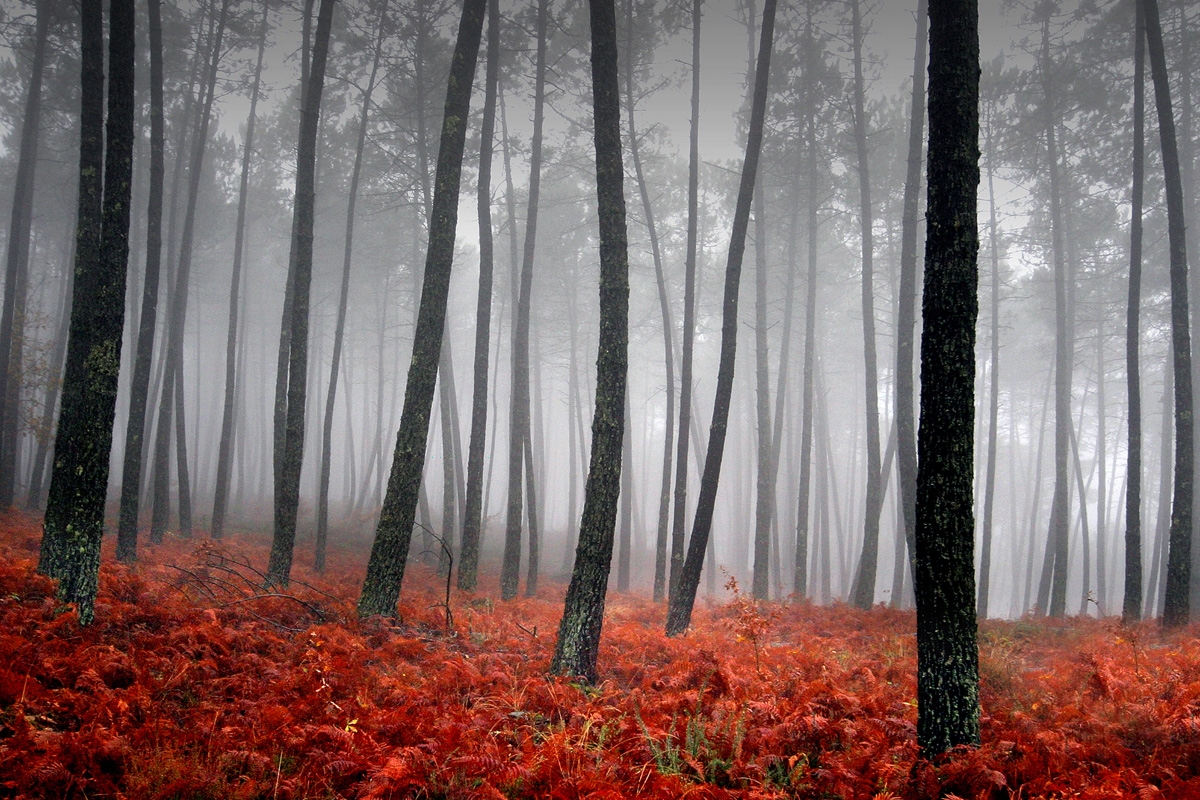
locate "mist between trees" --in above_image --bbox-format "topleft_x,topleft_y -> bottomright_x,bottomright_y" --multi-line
0,0 -> 1195,632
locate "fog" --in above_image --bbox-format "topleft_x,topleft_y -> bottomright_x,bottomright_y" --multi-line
0,0 -> 1194,619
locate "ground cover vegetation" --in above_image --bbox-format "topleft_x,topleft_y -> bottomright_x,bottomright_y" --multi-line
3,513 -> 1200,798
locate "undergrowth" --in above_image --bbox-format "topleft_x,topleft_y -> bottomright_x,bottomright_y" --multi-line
0,509 -> 1198,798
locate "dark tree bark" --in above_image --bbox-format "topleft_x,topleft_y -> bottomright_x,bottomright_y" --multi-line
1143,0 -> 1193,629
267,0 -> 336,588
915,0 -> 979,757
316,0 -> 387,572
895,0 -> 927,588
1124,0 -> 1145,623
0,0 -> 50,506
39,0 -> 136,625
459,0 -> 500,592
550,0 -> 630,681
665,0 -> 776,637
848,0 -> 884,610
501,0 -> 550,601
116,0 -> 166,562
668,0 -> 701,603
212,0 -> 271,542
357,0 -> 487,617
272,0 -> 316,539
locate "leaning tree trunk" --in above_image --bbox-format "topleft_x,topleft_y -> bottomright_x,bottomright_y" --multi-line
665,0 -> 776,637
459,0 -> 500,592
315,0 -> 387,572
115,0 -> 166,561
39,0 -> 136,625
0,0 -> 50,507
915,0 -> 980,757
212,0 -> 271,542
356,0 -> 487,617
267,0 -> 335,587
1124,0 -> 1146,623
849,0 -> 884,611
622,0 -> 676,604
669,0 -> 701,603
501,0 -> 550,601
1143,0 -> 1193,629
550,0 -> 631,681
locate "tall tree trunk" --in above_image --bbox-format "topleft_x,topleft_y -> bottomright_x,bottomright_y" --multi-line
977,97 -> 1001,619
356,0 -> 486,616
39,0 -> 105,583
1143,0 -> 1193,629
916,0 -> 979,756
212,0 -> 271,542
116,0 -> 165,561
1124,0 -> 1146,623
459,0 -> 500,591
316,0 -> 387,572
0,0 -> 50,506
669,0 -> 701,602
665,0 -> 776,636
1095,320 -> 1108,613
895,0 -> 927,586
39,0 -> 136,625
501,0 -> 550,600
550,0 -> 631,681
266,0 -> 335,587
849,0 -> 884,610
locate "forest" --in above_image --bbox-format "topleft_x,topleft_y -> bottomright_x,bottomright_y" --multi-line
1,0 -> 1199,793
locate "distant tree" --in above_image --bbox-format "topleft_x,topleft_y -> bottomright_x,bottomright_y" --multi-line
1142,0 -> 1193,629
38,0 -> 136,625
1034,9 -> 1072,619
550,0 -> 630,681
357,0 -> 487,617
0,0 -> 50,507
501,0 -> 550,601
1123,0 -> 1146,624
316,0 -> 389,572
915,0 -> 980,756
212,0 -> 272,543
266,0 -> 336,588
622,0 -> 676,605
665,0 -> 777,637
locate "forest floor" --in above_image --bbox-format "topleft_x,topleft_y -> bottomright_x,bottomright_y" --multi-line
1,510 -> 1199,799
